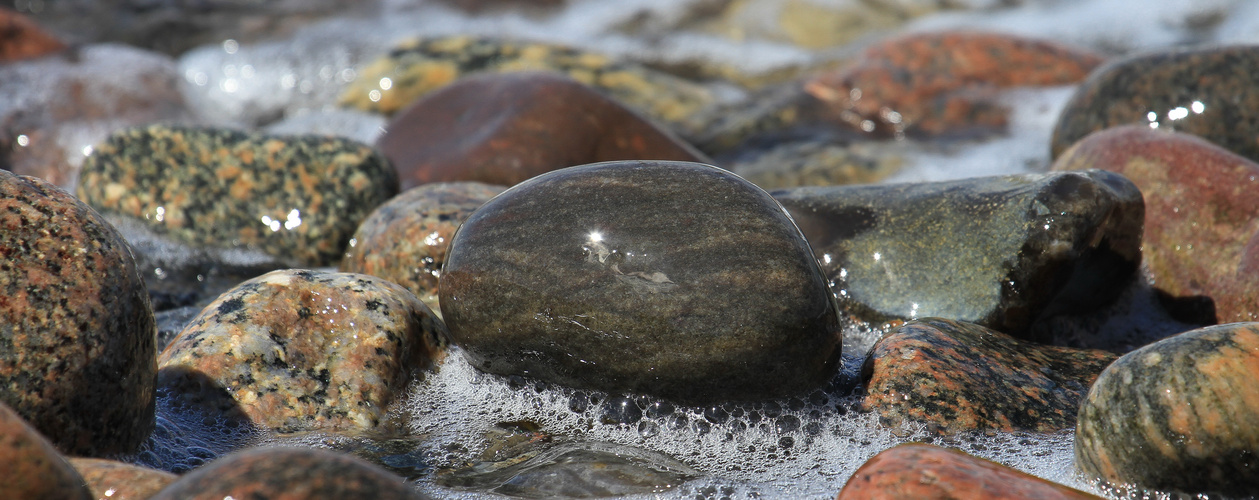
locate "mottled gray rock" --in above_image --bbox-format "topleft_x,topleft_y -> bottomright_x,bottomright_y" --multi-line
1075,322 -> 1259,497
441,160 -> 841,404
773,170 -> 1143,338
0,170 -> 156,456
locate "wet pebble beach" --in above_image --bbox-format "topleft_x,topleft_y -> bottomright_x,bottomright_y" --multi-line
2,1 -> 1259,499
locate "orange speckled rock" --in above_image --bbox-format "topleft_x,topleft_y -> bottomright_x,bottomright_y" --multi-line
862,318 -> 1116,433
0,402 -> 93,500
157,269 -> 449,434
69,457 -> 178,500
341,182 -> 506,314
376,72 -> 709,190
0,7 -> 67,62
804,31 -> 1103,138
148,446 -> 428,500
837,443 -> 1101,499
1075,322 -> 1259,497
1051,125 -> 1259,323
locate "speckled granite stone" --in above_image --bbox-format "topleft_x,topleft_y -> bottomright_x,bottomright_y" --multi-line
339,35 -> 714,130
1052,125 -> 1259,324
69,457 -> 178,500
0,402 -> 93,500
772,170 -> 1143,338
75,124 -> 398,267
861,318 -> 1117,433
0,7 -> 67,62
341,182 -> 505,315
157,269 -> 449,433
0,169 -> 156,456
1051,45 -> 1259,163
838,443 -> 1102,500
731,140 -> 904,189
376,72 -> 710,189
148,446 -> 428,500
440,160 -> 841,404
1075,322 -> 1259,497
805,31 -> 1103,139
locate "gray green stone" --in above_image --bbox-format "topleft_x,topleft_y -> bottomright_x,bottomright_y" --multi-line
440,160 -> 842,404
772,170 -> 1143,337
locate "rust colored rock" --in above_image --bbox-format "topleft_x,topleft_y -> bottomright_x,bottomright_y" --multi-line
0,7 -> 67,62
1052,125 -> 1259,323
69,457 -> 178,500
0,402 -> 93,500
804,31 -> 1103,138
837,443 -> 1101,499
376,72 -> 709,190
148,446 -> 428,500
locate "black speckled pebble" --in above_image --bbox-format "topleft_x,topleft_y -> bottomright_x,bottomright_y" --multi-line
440,160 -> 842,404
76,124 -> 399,267
0,169 -> 156,456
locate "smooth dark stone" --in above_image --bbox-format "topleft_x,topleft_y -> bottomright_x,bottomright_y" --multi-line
0,402 -> 93,500
441,160 -> 842,404
772,170 -> 1143,337
838,443 -> 1101,499
148,446 -> 429,500
76,124 -> 398,267
1051,45 -> 1259,163
861,318 -> 1117,433
376,72 -> 709,190
1075,322 -> 1259,497
0,170 -> 156,456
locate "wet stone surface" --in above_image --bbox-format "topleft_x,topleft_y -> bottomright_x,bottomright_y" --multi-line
772,170 -> 1143,337
838,443 -> 1101,499
0,170 -> 156,456
148,446 -> 429,500
69,457 -> 179,500
861,318 -> 1117,433
440,160 -> 842,404
341,181 -> 506,315
157,269 -> 449,434
76,124 -> 399,267
1051,44 -> 1259,163
0,7 -> 67,62
376,72 -> 708,190
1052,125 -> 1259,324
730,141 -> 904,189
1075,322 -> 1259,498
0,402 -> 93,500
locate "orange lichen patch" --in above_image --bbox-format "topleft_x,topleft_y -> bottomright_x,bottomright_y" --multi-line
804,31 -> 1103,138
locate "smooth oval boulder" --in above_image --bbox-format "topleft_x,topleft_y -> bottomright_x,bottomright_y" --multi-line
0,402 -> 93,500
69,457 -> 178,500
838,443 -> 1101,499
341,182 -> 506,314
76,124 -> 398,267
1052,125 -> 1259,323
377,72 -> 708,190
440,160 -> 841,404
862,318 -> 1117,433
158,269 -> 449,434
0,170 -> 156,456
1051,45 -> 1259,163
772,170 -> 1143,337
148,446 -> 428,500
1075,322 -> 1259,497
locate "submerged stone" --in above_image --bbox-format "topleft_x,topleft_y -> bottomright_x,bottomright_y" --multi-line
772,170 -> 1143,337
1075,322 -> 1259,497
862,318 -> 1117,433
0,402 -> 93,500
441,160 -> 841,404
76,124 -> 398,267
0,170 -> 156,456
158,269 -> 448,434
1051,45 -> 1259,163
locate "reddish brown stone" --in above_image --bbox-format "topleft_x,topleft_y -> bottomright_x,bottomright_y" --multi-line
837,443 -> 1101,499
0,8 -> 66,63
803,31 -> 1103,138
69,457 -> 177,500
0,402 -> 93,500
376,71 -> 710,190
1052,125 -> 1259,323
148,446 -> 428,500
